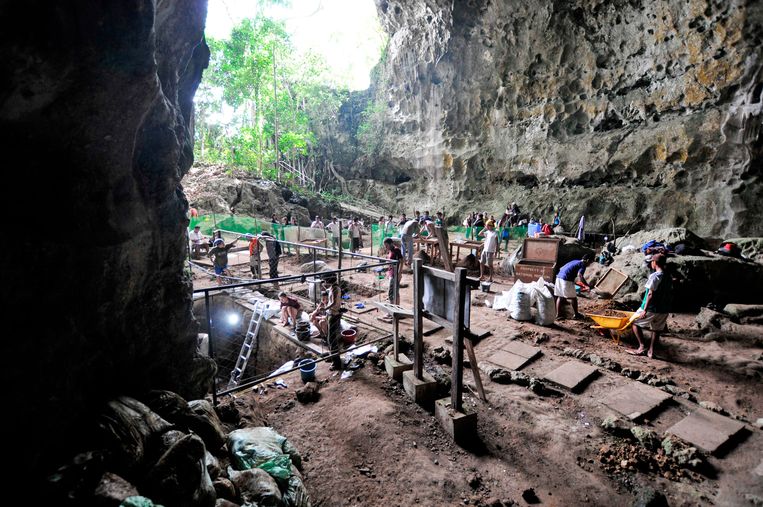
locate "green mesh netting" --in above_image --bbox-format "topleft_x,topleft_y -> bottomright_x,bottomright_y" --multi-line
190,215 -> 528,253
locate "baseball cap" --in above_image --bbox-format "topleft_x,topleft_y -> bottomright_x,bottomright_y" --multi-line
213,238 -> 224,246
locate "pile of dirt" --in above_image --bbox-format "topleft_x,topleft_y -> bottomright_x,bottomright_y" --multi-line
597,441 -> 704,483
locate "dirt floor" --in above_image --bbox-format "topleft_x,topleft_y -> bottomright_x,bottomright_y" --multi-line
197,239 -> 763,506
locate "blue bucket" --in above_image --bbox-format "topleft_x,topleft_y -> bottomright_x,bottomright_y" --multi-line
298,359 -> 316,383
528,222 -> 541,237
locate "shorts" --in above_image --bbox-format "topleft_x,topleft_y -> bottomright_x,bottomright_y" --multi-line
214,265 -> 227,275
352,237 -> 361,250
480,250 -> 495,265
554,277 -> 577,299
634,312 -> 668,332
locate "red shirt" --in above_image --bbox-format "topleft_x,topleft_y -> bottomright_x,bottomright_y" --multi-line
387,246 -> 403,277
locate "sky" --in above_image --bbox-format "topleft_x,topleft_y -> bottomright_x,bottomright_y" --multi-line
205,0 -> 386,90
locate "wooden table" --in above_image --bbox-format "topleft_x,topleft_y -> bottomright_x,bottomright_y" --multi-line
449,240 -> 484,262
413,237 -> 440,256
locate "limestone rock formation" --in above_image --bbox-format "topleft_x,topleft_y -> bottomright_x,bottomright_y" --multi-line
0,0 -> 211,478
341,0 -> 763,236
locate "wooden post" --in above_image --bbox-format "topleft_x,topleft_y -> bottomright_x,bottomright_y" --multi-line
393,316 -> 399,359
435,226 -> 454,271
338,220 -> 343,269
413,258 -> 424,380
452,267 -> 466,412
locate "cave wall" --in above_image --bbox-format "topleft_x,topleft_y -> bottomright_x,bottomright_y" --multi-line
350,0 -> 763,236
0,0 -> 210,472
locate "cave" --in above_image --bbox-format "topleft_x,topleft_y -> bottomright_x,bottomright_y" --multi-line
3,0 -> 763,505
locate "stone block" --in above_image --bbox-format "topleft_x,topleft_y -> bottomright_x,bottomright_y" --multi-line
435,398 -> 477,445
384,353 -> 412,381
402,370 -> 437,407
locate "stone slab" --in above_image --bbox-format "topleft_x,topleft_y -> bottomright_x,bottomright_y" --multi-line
402,370 -> 438,407
384,353 -> 412,382
543,361 -> 599,392
601,382 -> 672,421
487,350 -> 536,371
665,408 -> 746,454
435,398 -> 478,445
502,340 -> 542,359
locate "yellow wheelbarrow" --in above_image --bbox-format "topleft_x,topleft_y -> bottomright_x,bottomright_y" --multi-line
586,310 -> 639,345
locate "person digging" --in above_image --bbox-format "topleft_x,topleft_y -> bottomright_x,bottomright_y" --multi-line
554,254 -> 593,320
627,253 -> 672,359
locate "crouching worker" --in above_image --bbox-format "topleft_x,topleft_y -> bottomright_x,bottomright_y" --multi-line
309,291 -> 329,338
554,254 -> 593,319
278,291 -> 301,329
628,253 -> 672,359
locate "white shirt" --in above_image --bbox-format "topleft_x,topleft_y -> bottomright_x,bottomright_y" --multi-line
311,220 -> 324,229
327,222 -> 340,235
190,230 -> 203,244
401,220 -> 420,236
348,222 -> 361,238
482,229 -> 498,253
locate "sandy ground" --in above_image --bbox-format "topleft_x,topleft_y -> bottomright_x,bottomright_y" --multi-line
200,239 -> 763,506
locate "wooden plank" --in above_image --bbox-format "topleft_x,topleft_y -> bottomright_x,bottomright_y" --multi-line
452,267 -> 467,411
436,226 -> 454,272
425,264 -> 456,281
422,310 -> 451,329
464,338 -> 487,402
413,258 -> 424,379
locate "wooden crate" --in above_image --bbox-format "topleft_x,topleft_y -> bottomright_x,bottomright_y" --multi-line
514,238 -> 560,283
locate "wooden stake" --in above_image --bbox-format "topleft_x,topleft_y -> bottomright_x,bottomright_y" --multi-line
464,338 -> 487,402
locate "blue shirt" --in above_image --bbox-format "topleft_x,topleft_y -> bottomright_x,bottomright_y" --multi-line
558,260 -> 586,281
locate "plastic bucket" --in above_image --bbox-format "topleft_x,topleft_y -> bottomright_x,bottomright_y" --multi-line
341,329 -> 357,345
527,222 -> 541,237
298,359 -> 316,383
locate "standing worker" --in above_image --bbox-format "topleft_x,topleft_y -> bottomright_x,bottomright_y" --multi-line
261,232 -> 281,287
627,253 -> 672,359
208,236 -> 239,285
554,254 -> 593,319
384,238 -> 403,305
477,220 -> 499,282
400,217 -> 421,266
323,275 -> 343,370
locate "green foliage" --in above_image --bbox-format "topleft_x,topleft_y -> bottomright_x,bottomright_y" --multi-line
194,12 -> 349,187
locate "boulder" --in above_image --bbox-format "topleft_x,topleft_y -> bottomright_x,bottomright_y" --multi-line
723,304 -> 763,319
695,307 -> 726,331
588,249 -> 763,310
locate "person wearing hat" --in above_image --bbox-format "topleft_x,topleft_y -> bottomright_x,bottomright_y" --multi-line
322,275 -> 343,370
477,220 -> 498,282
208,235 -> 239,285
189,225 -> 206,259
628,253 -> 672,358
